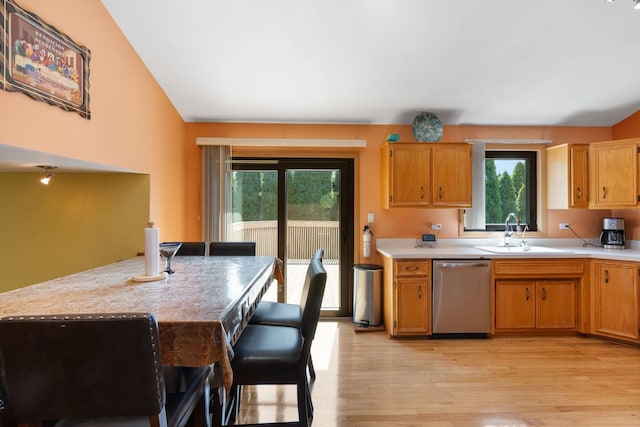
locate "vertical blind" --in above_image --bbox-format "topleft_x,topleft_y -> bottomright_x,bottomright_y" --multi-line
202,145 -> 232,243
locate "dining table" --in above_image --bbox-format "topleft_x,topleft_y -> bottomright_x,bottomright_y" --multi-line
0,255 -> 282,391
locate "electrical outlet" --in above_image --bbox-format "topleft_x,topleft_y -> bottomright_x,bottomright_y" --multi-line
431,223 -> 442,230
559,223 -> 570,230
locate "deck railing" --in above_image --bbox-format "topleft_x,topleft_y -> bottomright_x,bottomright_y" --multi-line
230,220 -> 340,260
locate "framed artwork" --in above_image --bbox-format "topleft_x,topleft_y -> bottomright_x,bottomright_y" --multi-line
1,0 -> 91,119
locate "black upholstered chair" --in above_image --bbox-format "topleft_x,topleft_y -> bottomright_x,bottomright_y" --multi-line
248,249 -> 324,378
209,241 -> 256,256
0,313 -> 211,427
228,255 -> 327,427
169,241 -> 207,256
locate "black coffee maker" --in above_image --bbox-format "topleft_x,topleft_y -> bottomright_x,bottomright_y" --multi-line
600,217 -> 626,249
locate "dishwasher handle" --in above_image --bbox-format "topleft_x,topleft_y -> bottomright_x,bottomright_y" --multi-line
436,262 -> 490,268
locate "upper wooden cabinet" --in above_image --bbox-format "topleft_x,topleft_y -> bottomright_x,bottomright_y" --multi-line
547,144 -> 589,209
380,142 -> 472,208
589,138 -> 640,208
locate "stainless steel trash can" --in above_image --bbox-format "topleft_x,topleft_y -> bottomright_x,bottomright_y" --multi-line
352,264 -> 383,327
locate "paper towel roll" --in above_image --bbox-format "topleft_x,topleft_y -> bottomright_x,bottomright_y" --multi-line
144,222 -> 160,276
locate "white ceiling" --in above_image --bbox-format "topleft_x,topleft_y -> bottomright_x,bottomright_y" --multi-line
5,1 -> 640,173
101,0 -> 640,127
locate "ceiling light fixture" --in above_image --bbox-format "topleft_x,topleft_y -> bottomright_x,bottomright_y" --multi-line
605,0 -> 640,8
37,165 -> 57,185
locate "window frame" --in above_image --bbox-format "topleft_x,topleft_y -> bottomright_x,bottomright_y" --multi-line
484,150 -> 538,232
464,148 -> 540,233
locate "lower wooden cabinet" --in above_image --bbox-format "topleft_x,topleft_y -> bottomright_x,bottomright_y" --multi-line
382,257 -> 430,336
493,259 -> 585,334
495,280 -> 576,331
592,260 -> 639,342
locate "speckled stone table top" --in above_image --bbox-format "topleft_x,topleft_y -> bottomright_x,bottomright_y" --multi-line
0,256 -> 278,389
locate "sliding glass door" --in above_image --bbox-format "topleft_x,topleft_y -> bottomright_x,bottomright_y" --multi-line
231,158 -> 354,317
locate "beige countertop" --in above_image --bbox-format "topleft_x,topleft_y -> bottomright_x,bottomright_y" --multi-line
376,238 -> 640,261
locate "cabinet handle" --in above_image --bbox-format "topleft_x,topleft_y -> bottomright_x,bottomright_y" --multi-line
604,269 -> 609,284
576,187 -> 582,200
602,186 -> 607,199
526,287 -> 530,300
420,186 -> 424,199
418,285 -> 422,299
542,287 -> 547,301
438,186 -> 443,199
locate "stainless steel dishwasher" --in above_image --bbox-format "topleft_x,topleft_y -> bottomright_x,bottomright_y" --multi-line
432,260 -> 491,337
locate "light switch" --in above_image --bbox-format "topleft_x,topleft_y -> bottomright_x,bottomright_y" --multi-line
368,212 -> 375,223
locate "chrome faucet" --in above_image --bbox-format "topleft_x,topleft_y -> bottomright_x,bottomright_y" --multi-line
504,212 -> 520,246
520,225 -> 530,250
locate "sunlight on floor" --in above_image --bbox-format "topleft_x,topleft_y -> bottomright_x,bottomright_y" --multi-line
311,321 -> 338,371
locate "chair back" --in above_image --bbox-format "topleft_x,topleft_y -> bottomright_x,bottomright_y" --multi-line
0,313 -> 165,423
299,254 -> 327,344
209,241 -> 256,256
298,248 -> 324,309
171,241 -> 206,256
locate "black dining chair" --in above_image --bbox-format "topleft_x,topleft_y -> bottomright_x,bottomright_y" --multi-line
209,241 -> 256,256
0,313 -> 211,427
248,249 -> 324,379
227,255 -> 327,427
167,241 -> 207,256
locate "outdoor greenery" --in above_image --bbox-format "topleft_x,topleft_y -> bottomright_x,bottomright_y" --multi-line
485,160 -> 528,225
231,170 -> 340,222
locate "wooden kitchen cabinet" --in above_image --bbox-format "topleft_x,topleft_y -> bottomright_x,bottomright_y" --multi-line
495,280 -> 535,329
495,280 -> 576,331
431,144 -> 472,207
382,258 -> 430,336
592,260 -> 639,342
547,143 -> 589,209
493,259 -> 586,334
589,138 -> 640,208
381,143 -> 430,207
380,142 -> 472,208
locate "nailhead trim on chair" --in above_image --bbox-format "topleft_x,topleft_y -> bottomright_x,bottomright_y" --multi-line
1,312 -> 166,410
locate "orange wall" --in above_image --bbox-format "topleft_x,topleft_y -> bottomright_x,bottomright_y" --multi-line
612,110 -> 640,140
186,123 -> 612,263
0,0 -> 187,240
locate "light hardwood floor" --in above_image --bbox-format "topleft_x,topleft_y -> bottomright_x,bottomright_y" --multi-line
236,319 -> 640,426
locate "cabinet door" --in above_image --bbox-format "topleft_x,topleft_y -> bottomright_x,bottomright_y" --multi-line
570,145 -> 589,208
593,262 -> 639,340
591,140 -> 638,208
395,277 -> 430,335
495,280 -> 535,329
389,145 -> 430,207
431,144 -> 472,207
537,280 -> 576,329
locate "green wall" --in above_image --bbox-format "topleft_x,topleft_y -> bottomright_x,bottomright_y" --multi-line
0,173 -> 150,292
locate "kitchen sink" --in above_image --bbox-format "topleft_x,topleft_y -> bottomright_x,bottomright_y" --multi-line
474,245 -> 574,254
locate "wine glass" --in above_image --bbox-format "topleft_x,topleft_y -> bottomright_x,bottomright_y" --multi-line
159,242 -> 182,274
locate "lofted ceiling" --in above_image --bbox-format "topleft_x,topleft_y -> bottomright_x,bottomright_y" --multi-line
4,1 -> 640,173
101,0 -> 640,127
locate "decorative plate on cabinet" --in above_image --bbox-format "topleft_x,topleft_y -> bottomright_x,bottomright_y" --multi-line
412,112 -> 442,142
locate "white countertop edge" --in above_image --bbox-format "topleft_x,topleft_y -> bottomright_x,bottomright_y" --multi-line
376,238 -> 640,261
